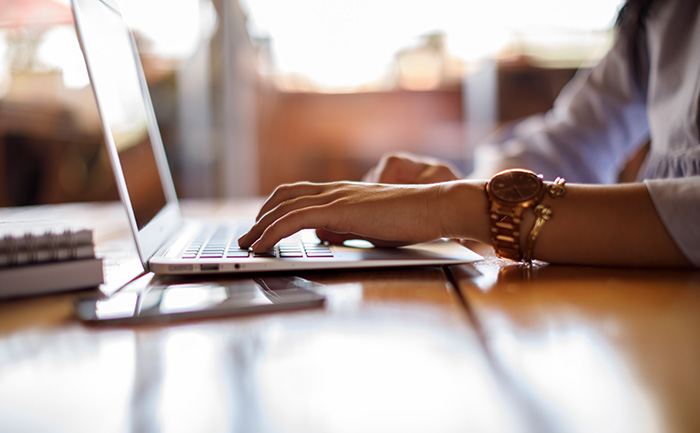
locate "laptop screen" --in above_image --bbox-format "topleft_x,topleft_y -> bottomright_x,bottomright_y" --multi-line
74,0 -> 167,229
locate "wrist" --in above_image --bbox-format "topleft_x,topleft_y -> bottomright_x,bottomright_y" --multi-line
484,169 -> 566,263
437,180 -> 491,244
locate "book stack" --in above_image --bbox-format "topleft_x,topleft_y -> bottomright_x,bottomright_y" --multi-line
0,222 -> 104,299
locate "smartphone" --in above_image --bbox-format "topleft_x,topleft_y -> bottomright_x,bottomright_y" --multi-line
75,274 -> 326,324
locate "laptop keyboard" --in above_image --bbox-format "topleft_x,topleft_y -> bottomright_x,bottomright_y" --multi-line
181,227 -> 333,260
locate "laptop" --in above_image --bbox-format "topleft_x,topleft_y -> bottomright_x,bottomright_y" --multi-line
71,0 -> 482,275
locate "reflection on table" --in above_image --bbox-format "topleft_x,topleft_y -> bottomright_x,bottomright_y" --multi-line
1,202 -> 699,433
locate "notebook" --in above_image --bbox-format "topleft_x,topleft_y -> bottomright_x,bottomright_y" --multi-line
71,0 -> 482,275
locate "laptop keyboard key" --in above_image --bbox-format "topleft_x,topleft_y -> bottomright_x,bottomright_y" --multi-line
182,227 -> 336,261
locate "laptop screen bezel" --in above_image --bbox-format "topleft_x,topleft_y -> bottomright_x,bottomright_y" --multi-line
72,0 -> 182,269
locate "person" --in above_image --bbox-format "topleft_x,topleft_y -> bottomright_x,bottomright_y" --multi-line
239,0 -> 700,269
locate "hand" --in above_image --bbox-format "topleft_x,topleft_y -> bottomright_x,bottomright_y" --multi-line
363,152 -> 463,184
238,181 -> 448,253
315,152 -> 463,245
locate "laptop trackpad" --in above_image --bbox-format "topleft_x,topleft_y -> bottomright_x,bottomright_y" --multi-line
338,239 -> 479,261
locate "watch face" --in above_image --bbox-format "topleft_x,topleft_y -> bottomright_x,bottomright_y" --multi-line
489,170 -> 543,203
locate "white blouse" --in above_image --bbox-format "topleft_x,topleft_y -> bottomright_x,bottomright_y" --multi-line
472,0 -> 700,266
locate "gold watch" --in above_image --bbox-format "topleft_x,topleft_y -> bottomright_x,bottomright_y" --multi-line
485,169 -> 566,262
485,169 -> 546,261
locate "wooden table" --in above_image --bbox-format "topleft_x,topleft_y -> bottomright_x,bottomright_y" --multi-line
1,201 -> 699,433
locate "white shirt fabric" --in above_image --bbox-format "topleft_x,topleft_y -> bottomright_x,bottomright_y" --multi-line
472,0 -> 700,266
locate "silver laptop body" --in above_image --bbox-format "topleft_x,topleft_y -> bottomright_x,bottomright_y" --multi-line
71,0 -> 481,275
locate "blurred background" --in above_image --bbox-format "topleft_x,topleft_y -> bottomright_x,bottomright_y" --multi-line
0,0 -> 622,206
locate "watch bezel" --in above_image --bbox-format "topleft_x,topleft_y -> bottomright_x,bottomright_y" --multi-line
486,169 -> 545,207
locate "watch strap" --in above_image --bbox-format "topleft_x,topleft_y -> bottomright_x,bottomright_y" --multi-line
488,202 -> 526,261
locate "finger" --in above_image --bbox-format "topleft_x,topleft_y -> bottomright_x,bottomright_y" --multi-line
368,156 -> 392,183
315,228 -> 355,244
416,165 -> 461,184
250,205 -> 334,252
365,153 -> 422,184
377,155 -> 424,184
370,153 -> 405,184
242,182 -> 356,248
362,166 -> 377,183
255,182 -> 324,221
240,190 -> 339,248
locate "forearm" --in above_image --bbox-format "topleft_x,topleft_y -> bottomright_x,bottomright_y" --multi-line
441,181 -> 692,268
528,182 -> 690,267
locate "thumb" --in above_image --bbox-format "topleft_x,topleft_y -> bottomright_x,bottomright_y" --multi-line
315,228 -> 356,245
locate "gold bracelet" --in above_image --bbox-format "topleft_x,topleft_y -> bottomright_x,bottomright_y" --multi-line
523,204 -> 552,265
546,176 -> 567,198
522,177 -> 566,265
